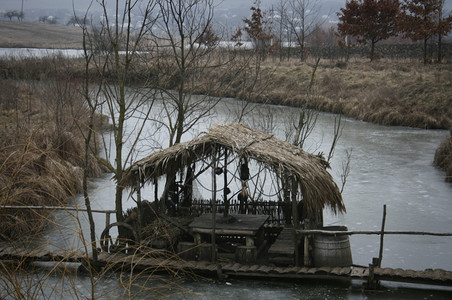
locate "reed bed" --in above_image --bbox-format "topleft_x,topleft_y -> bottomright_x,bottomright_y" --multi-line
0,80 -> 105,240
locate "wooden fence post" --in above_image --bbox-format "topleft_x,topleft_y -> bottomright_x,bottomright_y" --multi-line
378,204 -> 387,267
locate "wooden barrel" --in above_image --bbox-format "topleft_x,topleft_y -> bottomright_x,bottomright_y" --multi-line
177,242 -> 197,261
313,226 -> 353,267
235,246 -> 257,265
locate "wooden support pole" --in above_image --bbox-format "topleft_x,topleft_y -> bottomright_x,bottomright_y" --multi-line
211,146 -> 217,263
291,177 -> 299,266
367,257 -> 381,290
223,149 -> 229,217
378,204 -> 387,267
304,235 -> 310,266
105,212 -> 111,230
154,177 -> 158,208
136,177 -> 142,243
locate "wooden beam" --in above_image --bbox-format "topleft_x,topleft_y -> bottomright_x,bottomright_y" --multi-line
2,206 -> 115,214
297,230 -> 452,236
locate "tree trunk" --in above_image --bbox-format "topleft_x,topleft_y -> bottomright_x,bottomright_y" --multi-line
83,117 -> 98,264
438,2 -> 444,63
370,39 -> 376,62
438,33 -> 443,63
423,38 -> 428,64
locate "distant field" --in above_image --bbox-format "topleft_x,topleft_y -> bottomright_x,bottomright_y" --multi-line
0,21 -> 83,49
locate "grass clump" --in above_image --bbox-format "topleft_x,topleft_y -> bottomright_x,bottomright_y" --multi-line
434,132 -> 452,182
0,79 -> 105,240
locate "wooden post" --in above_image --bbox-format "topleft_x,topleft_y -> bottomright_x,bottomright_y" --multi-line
303,219 -> 310,266
378,204 -> 387,267
367,257 -> 380,290
291,176 -> 299,266
136,176 -> 142,243
211,146 -> 217,263
154,177 -> 158,208
223,149 -> 229,217
105,212 -> 111,230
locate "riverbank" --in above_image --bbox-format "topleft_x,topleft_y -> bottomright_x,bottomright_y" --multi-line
1,53 -> 451,182
191,57 -> 452,181
0,80 -> 106,240
195,58 -> 452,130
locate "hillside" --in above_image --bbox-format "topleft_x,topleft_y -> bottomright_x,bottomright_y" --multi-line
0,21 -> 83,49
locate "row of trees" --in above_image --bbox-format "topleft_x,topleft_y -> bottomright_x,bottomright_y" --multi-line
3,10 -> 24,21
230,0 -> 452,63
337,0 -> 452,62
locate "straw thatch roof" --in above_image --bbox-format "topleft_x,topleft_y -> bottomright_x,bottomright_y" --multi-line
120,123 -> 345,214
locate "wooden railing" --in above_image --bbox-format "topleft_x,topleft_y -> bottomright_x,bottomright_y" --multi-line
191,199 -> 290,224
1,205 -> 116,229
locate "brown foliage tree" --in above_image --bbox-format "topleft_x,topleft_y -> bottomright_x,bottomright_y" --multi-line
242,1 -> 277,59
399,0 -> 452,63
198,24 -> 220,48
337,0 -> 400,61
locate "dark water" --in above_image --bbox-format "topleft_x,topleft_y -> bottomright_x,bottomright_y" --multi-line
2,97 -> 452,299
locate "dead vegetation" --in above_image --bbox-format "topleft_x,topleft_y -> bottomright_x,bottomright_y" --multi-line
0,79 -> 106,240
0,20 -> 83,49
1,54 -> 451,236
196,57 -> 452,130
434,132 -> 452,182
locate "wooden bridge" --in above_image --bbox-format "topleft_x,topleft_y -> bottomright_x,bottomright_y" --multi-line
1,246 -> 452,289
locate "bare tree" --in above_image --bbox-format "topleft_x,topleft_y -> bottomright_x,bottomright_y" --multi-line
147,0 -> 233,212
273,0 -> 290,61
152,0 -> 222,147
82,0 -> 159,231
286,0 -> 326,61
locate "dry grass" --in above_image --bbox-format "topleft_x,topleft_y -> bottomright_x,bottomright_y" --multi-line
201,57 -> 452,130
434,133 -> 452,182
0,20 -> 83,49
0,80 -> 105,240
193,56 -> 452,181
0,213 -> 199,299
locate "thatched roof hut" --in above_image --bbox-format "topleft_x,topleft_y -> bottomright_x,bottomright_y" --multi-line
120,123 -> 345,215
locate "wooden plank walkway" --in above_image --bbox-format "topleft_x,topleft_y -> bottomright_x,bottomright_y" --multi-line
0,246 -> 86,263
268,227 -> 296,265
268,228 -> 295,255
1,247 -> 452,287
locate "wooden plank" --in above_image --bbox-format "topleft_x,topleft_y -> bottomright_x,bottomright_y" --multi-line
285,266 -> 299,274
350,267 -> 368,278
268,228 -> 296,257
297,229 -> 452,237
317,267 -> 333,274
297,267 -> 310,274
248,264 -> 260,272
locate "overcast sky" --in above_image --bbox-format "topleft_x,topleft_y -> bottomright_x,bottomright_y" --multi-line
1,0 -> 450,17
1,0 -> 346,12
